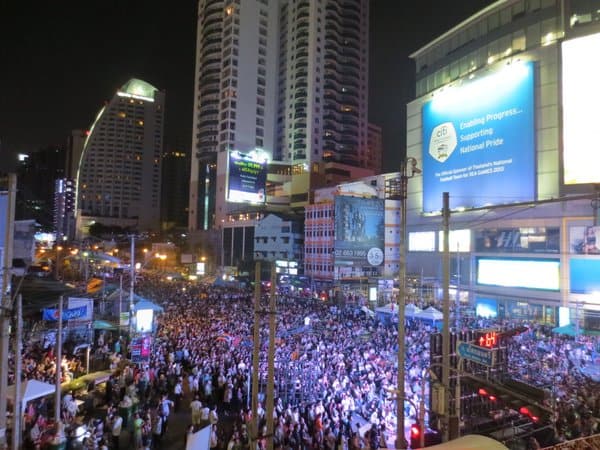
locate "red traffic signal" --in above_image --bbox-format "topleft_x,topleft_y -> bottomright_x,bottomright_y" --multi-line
410,423 -> 420,438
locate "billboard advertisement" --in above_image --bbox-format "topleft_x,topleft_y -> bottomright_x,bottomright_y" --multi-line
569,225 -> 600,255
226,151 -> 268,204
422,61 -> 535,212
334,196 -> 385,266
569,258 -> 600,294
562,33 -> 600,184
475,227 -> 560,253
68,297 -> 94,322
476,257 -> 559,291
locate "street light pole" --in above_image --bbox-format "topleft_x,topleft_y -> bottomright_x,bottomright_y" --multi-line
396,157 -> 421,449
442,192 -> 451,441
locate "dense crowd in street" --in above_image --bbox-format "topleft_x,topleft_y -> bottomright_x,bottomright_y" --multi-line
8,272 -> 600,449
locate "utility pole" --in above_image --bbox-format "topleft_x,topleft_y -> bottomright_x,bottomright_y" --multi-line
0,173 -> 17,449
12,294 -> 22,450
55,296 -> 63,424
396,166 -> 408,450
129,235 -> 135,335
442,192 -> 451,442
251,261 -> 261,445
265,264 -> 277,450
395,157 -> 421,449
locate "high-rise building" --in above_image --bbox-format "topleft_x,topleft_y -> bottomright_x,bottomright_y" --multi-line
189,0 -> 371,231
161,148 -> 191,230
75,79 -> 164,237
16,146 -> 66,227
65,129 -> 87,181
367,123 -> 383,175
54,178 -> 75,242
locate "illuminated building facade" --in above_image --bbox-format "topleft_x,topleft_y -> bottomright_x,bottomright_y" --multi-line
76,79 -> 164,236
404,0 -> 600,325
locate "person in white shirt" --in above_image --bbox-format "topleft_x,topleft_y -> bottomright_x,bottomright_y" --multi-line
209,406 -> 219,426
190,395 -> 203,426
200,404 -> 210,427
110,414 -> 123,450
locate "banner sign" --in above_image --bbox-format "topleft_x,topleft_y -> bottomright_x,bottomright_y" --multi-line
422,61 -> 535,212
334,196 -> 385,266
131,335 -> 152,364
226,151 -> 268,204
43,306 -> 88,321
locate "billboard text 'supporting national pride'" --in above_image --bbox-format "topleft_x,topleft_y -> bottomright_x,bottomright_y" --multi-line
422,61 -> 535,212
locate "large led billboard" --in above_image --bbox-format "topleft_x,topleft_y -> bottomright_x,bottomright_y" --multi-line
477,257 -> 559,291
569,258 -> 600,294
334,196 -> 385,266
562,33 -> 600,184
422,61 -> 535,212
226,151 -> 268,204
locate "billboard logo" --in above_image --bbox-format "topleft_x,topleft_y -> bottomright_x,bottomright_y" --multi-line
429,122 -> 457,163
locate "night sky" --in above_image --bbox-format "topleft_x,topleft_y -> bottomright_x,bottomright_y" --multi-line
1,0 -> 494,171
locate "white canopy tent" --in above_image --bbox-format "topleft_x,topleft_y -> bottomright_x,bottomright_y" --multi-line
7,379 -> 55,412
415,306 -> 443,322
405,303 -> 422,317
375,303 -> 422,317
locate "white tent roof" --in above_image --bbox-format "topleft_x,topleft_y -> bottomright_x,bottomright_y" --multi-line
375,303 -> 396,314
375,303 -> 422,317
415,306 -> 443,321
405,303 -> 422,317
7,380 -> 55,406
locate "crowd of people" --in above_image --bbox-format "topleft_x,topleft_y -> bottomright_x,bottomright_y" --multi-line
7,271 -> 600,449
507,325 -> 600,444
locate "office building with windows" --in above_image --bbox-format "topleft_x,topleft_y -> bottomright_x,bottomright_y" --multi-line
403,0 -> 600,326
76,79 -> 164,236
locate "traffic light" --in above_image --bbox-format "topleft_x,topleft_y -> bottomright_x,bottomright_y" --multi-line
473,379 -> 552,425
410,422 -> 421,449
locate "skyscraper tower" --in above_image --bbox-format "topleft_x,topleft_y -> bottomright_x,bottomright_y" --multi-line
277,0 -> 369,207
76,79 -> 164,236
188,0 -> 370,231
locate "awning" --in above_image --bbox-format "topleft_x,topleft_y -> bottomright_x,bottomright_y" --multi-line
93,320 -> 118,330
134,300 -> 164,313
7,380 -> 55,411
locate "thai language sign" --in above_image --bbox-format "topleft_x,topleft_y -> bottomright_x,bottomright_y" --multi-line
227,151 -> 267,204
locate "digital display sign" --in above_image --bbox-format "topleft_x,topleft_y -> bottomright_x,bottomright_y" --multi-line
569,258 -> 600,294
226,151 -> 268,204
477,257 -> 559,291
475,227 -> 560,254
438,229 -> 471,252
409,231 -> 436,252
334,196 -> 385,266
422,61 -> 535,212
562,33 -> 600,184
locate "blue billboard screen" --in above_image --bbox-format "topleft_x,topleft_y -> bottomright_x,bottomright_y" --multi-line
569,258 -> 600,294
422,61 -> 535,212
334,196 -> 385,266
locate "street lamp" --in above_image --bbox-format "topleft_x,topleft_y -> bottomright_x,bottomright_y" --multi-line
397,156 -> 421,449
56,246 -> 63,280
